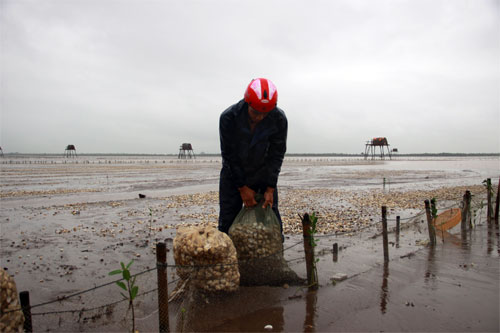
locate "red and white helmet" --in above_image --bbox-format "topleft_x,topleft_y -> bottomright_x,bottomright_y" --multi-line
244,78 -> 278,113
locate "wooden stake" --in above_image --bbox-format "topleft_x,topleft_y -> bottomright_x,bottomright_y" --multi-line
431,199 -> 444,242
19,291 -> 32,333
425,200 -> 436,246
301,214 -> 318,290
156,242 -> 170,333
495,177 -> 499,225
395,216 -> 400,248
382,206 -> 389,262
466,190 -> 472,228
461,192 -> 468,231
332,243 -> 338,262
487,178 -> 492,225
461,190 -> 472,229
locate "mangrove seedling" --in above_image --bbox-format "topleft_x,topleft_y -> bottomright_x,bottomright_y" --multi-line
180,307 -> 187,333
430,198 -> 438,220
109,260 -> 139,332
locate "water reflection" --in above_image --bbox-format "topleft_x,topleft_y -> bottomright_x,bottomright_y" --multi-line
303,290 -> 317,332
460,225 -> 469,250
379,262 -> 389,314
206,306 -> 285,332
487,223 -> 493,254
425,247 -> 437,286
179,290 -> 285,332
497,224 -> 500,255
440,230 -> 463,247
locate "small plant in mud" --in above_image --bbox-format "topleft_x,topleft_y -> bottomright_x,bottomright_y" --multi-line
308,212 -> 319,288
109,260 -> 139,333
430,198 -> 438,220
179,307 -> 187,333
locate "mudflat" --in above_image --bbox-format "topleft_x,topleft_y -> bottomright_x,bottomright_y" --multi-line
1,155 -> 498,332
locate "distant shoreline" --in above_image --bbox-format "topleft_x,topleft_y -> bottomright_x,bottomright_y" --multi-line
1,152 -> 499,157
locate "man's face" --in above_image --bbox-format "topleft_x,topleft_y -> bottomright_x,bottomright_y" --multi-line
248,106 -> 268,125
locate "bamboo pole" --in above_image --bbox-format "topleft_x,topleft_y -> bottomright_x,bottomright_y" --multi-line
156,242 -> 170,333
425,200 -> 436,246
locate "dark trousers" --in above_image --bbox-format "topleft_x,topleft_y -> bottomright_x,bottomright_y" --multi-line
218,168 -> 282,234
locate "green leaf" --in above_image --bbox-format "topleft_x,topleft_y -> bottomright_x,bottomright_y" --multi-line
109,269 -> 122,276
126,260 -> 134,270
120,262 -> 125,270
130,286 -> 139,300
116,281 -> 127,291
123,269 -> 131,281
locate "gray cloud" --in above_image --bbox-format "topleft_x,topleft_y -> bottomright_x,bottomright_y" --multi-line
1,0 -> 498,154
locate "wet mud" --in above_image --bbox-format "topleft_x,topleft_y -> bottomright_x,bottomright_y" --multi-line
0,155 -> 498,332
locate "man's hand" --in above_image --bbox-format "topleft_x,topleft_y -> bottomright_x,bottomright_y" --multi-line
239,186 -> 257,207
262,187 -> 275,208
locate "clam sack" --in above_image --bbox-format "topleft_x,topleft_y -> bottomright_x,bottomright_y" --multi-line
229,201 -> 304,286
173,226 -> 239,292
0,268 -> 24,333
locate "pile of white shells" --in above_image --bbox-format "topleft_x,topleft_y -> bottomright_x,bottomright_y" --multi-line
229,222 -> 283,260
0,268 -> 24,333
173,226 -> 239,292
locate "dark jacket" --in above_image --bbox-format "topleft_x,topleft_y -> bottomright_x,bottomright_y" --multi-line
219,99 -> 287,190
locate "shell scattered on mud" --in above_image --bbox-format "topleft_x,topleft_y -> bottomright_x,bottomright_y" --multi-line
52,185 -> 487,238
6,184 -> 487,242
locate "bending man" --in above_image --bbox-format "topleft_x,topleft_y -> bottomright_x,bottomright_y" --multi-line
218,78 -> 288,235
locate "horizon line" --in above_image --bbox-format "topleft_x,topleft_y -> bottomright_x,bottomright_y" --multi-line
1,152 -> 499,156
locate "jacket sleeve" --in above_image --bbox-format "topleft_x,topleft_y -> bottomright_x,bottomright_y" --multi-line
219,109 -> 246,188
265,111 -> 288,188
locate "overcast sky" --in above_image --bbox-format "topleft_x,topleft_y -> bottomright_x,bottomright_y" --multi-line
1,0 -> 498,154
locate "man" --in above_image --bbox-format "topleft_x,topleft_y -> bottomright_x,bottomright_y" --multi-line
218,78 -> 288,235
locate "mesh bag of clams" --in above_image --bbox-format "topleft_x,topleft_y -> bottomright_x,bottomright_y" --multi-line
173,226 -> 240,293
228,201 -> 283,260
0,268 -> 24,333
228,199 -> 303,286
